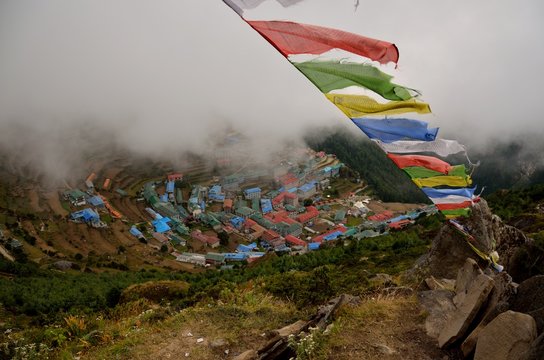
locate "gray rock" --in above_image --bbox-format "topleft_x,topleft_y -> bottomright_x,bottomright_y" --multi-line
415,200 -> 530,279
527,308 -> 544,335
461,272 -> 518,357
438,274 -> 494,348
425,276 -> 455,291
521,332 -> 544,360
418,289 -> 456,339
453,258 -> 483,307
232,350 -> 258,360
374,344 -> 396,355
53,260 -> 74,270
274,320 -> 307,338
209,338 -> 227,349
511,275 -> 544,334
474,311 -> 537,360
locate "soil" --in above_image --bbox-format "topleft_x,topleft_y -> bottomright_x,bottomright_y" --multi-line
326,295 -> 459,360
368,201 -> 424,214
44,191 -> 68,217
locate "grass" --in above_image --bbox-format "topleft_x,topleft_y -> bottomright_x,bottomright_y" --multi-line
81,288 -> 302,360
346,216 -> 364,227
60,201 -> 71,213
323,295 -> 444,360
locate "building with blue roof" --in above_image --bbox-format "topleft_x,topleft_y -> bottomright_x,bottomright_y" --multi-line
87,195 -> 105,208
230,216 -> 245,230
160,194 -> 169,203
224,253 -> 248,262
166,181 -> 175,194
208,185 -> 225,202
323,231 -> 344,241
236,242 -> 258,253
70,208 -> 100,224
152,217 -> 172,233
130,226 -> 144,239
298,182 -> 317,199
261,199 -> 273,214
244,187 -> 262,200
308,242 -> 321,251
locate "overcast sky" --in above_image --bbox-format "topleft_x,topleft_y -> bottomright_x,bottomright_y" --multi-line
0,0 -> 543,180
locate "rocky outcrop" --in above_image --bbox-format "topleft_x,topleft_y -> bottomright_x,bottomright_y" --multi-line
438,274 -> 494,348
453,258 -> 484,307
416,200 -> 530,279
418,289 -> 456,339
511,275 -> 544,334
460,271 -> 519,356
522,332 -> 544,360
414,198 -> 543,358
474,311 -> 537,360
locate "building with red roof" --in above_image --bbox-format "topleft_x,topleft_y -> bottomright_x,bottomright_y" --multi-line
278,173 -> 299,189
272,192 -> 299,209
388,219 -> 412,230
167,173 -> 183,182
223,198 -> 233,213
311,225 -> 348,243
285,235 -> 306,247
191,230 -> 220,248
296,206 -> 320,224
262,229 -> 281,242
368,211 -> 394,222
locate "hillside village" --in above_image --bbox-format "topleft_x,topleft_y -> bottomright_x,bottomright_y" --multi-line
1,148 -> 439,271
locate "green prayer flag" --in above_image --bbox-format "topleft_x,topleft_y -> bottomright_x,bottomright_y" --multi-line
403,165 -> 467,179
293,60 -> 416,101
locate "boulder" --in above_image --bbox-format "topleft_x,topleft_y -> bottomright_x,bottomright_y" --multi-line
511,275 -> 544,334
274,320 -> 307,338
209,338 -> 227,349
425,276 -> 455,291
415,200 -> 530,279
453,258 -> 484,307
461,272 -> 518,357
232,350 -> 258,360
507,242 -> 544,283
474,311 -> 537,360
521,332 -> 544,360
418,201 -> 495,278
438,274 -> 494,348
418,290 -> 456,339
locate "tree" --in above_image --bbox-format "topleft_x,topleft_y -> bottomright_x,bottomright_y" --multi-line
303,198 -> 313,207
160,244 -> 168,253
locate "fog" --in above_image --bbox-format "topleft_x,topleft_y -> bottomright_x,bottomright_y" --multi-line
1,0 -> 543,182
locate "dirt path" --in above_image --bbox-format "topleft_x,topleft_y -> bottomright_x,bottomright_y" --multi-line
27,189 -> 44,212
326,295 -> 456,360
44,191 -> 68,217
368,201 -> 423,214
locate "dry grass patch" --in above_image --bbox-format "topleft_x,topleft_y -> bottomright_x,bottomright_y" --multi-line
82,289 -> 302,360
324,294 -> 451,360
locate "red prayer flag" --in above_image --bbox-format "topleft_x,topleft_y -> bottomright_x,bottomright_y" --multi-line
387,154 -> 452,174
247,20 -> 399,65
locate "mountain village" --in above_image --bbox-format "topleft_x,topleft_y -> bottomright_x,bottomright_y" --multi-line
50,148 -> 438,271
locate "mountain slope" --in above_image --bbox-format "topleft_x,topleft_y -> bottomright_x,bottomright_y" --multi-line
305,128 -> 429,204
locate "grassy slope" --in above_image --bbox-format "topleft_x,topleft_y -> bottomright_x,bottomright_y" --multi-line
0,216 -> 443,359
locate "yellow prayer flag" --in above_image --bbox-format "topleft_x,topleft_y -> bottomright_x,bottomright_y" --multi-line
325,93 -> 431,118
412,175 -> 472,188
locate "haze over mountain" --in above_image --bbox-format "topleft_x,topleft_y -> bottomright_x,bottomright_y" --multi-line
1,0 -> 543,183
